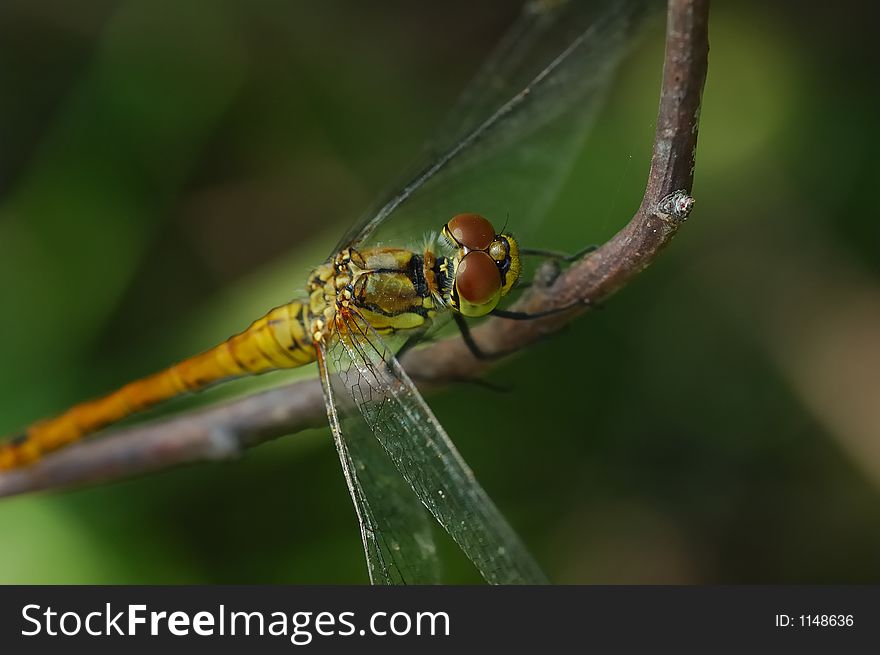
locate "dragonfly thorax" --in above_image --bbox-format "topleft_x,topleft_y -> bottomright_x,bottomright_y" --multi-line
308,245 -> 452,341
306,214 -> 521,343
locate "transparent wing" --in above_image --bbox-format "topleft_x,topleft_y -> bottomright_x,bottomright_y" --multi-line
327,307 -> 547,584
331,0 -> 658,256
316,341 -> 441,584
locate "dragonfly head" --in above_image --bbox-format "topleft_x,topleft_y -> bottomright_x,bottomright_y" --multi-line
442,213 -> 521,317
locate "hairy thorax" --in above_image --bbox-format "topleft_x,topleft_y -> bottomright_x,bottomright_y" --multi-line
307,246 -> 452,342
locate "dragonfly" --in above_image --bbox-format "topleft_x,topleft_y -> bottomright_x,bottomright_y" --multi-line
0,0 -> 656,583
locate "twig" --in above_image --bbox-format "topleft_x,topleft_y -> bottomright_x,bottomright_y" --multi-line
0,0 -> 709,498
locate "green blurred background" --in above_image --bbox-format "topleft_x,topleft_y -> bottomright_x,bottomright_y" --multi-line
1,0 -> 878,583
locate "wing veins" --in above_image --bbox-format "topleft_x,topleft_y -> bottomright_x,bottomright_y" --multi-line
317,341 -> 421,584
333,307 -> 548,583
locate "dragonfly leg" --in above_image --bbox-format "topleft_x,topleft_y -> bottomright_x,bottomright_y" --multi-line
454,309 -> 583,365
454,313 -> 491,360
400,318 -> 511,389
453,313 -> 519,361
512,245 -> 597,294
520,244 -> 597,263
491,298 -> 590,321
395,331 -> 431,360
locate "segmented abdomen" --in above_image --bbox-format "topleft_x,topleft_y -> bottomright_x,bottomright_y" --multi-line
0,302 -> 315,470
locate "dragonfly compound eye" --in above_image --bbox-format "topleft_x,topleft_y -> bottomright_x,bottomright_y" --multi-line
454,251 -> 502,317
444,213 -> 496,251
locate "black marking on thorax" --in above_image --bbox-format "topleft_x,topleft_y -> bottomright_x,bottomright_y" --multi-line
362,255 -> 428,295
408,254 -> 428,298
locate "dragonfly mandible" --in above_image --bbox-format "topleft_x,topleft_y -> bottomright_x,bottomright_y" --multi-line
0,0 -> 656,583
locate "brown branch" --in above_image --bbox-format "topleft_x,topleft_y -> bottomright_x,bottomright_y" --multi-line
0,0 -> 709,499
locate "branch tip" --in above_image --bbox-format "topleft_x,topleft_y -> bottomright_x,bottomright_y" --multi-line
657,190 -> 695,221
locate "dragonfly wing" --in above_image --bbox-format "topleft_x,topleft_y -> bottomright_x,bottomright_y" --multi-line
316,341 -> 441,584
431,0 -> 654,158
330,0 -> 658,255
328,307 -> 548,584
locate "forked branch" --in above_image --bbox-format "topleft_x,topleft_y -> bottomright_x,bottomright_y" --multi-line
0,0 -> 709,498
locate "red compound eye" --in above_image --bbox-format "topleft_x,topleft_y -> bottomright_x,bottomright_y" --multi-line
446,213 -> 496,251
456,251 -> 502,309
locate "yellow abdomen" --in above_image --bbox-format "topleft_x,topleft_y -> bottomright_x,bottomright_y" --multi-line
0,301 -> 315,470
